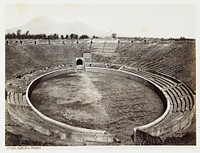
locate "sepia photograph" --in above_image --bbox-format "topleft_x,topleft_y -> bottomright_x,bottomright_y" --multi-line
4,0 -> 197,148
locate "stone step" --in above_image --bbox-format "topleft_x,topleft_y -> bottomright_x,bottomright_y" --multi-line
10,92 -> 15,104
14,93 -> 20,105
166,90 -> 180,112
7,104 -> 51,136
6,92 -> 11,104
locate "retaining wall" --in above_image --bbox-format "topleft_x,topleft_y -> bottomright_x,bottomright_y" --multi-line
86,67 -> 195,145
26,68 -> 116,144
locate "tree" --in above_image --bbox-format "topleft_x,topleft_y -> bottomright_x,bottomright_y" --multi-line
93,35 -> 98,39
17,30 -> 21,36
112,33 -> 116,39
70,33 -> 74,39
12,32 -> 16,38
47,34 -> 52,39
25,30 -> 29,36
70,33 -> 78,39
79,34 -> 89,39
180,36 -> 185,40
53,33 -> 59,39
74,34 -> 78,39
5,32 -> 17,39
65,34 -> 69,39
42,34 -> 47,39
5,33 -> 14,39
60,35 -> 64,39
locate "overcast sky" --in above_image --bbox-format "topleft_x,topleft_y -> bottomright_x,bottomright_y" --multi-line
5,3 -> 195,38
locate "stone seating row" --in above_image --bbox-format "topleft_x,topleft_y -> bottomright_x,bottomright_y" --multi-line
143,72 -> 176,87
141,61 -> 162,70
104,46 -> 118,49
148,70 -> 181,84
91,46 -> 117,50
138,58 -> 162,67
91,43 -> 105,46
165,89 -> 192,112
138,61 -> 183,77
102,49 -> 117,53
156,69 -> 175,77
149,65 -> 183,76
120,67 -> 176,88
144,64 -> 165,72
6,92 -> 29,106
103,46 -> 118,50
92,45 -> 104,48
91,43 -> 118,49
91,47 -> 104,51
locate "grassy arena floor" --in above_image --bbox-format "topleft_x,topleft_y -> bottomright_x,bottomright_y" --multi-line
31,71 -> 164,144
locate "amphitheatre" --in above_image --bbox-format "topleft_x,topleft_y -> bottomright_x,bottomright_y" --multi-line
5,37 -> 196,145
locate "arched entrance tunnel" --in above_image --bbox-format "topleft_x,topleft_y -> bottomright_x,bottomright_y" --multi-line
76,59 -> 83,65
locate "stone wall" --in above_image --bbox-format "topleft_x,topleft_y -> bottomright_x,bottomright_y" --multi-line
25,68 -> 116,144
86,67 -> 195,145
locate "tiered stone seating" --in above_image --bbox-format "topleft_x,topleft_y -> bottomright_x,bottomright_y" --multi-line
147,72 -> 176,87
169,85 -> 193,112
7,104 -> 64,136
121,66 -> 194,112
5,64 -> 195,145
5,108 -> 84,146
165,90 -> 179,112
169,88 -> 184,112
140,59 -> 163,70
153,65 -> 183,77
9,92 -> 15,105
179,85 -> 194,110
103,43 -> 118,53
6,92 -> 29,106
156,69 -> 175,77
120,67 -> 176,89
6,89 -> 116,144
119,66 -> 195,144
91,42 -> 118,53
91,42 -> 105,50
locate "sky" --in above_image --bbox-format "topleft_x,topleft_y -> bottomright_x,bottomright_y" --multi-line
5,3 -> 195,38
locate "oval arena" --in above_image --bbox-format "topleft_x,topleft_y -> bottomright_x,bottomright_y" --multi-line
5,38 -> 196,145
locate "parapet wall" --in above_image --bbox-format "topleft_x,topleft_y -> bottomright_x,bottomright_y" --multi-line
25,68 -> 117,144
26,67 -> 169,144
86,67 -> 195,145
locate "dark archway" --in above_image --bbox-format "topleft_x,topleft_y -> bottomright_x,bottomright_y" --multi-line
76,59 -> 83,65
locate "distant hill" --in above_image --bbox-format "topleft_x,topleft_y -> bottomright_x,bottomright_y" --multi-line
5,16 -> 109,37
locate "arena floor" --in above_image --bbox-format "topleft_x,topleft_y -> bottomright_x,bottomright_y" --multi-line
31,71 -> 164,144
